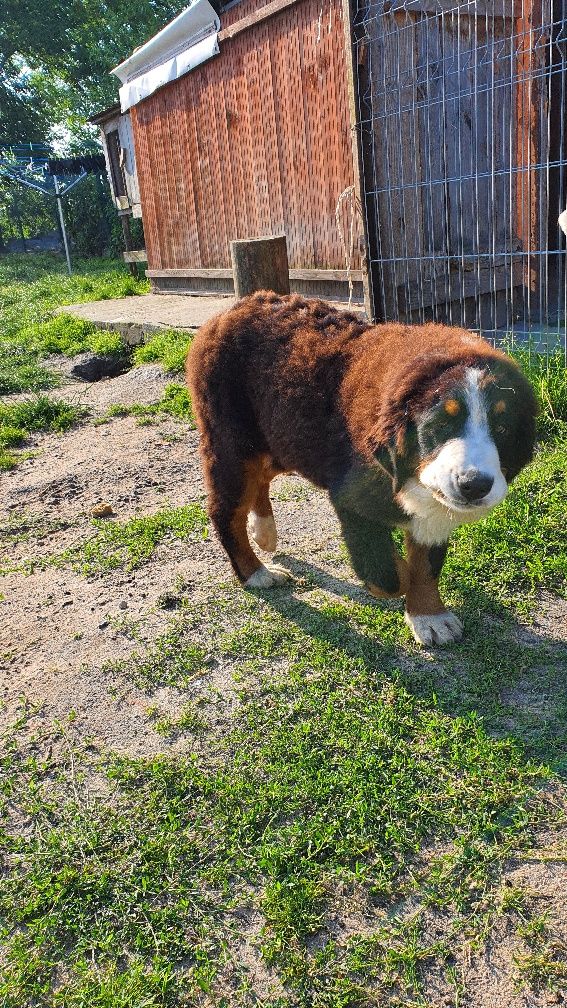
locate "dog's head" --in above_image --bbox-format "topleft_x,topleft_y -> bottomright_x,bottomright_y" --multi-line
374,351 -> 537,540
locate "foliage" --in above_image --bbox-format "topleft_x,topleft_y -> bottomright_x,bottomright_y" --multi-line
1,0 -> 180,147
133,329 -> 194,374
0,394 -> 87,469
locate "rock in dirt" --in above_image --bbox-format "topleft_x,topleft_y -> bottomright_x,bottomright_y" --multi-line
69,352 -> 129,382
90,503 -> 114,518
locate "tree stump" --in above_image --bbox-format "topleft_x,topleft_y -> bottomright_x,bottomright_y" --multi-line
230,235 -> 290,298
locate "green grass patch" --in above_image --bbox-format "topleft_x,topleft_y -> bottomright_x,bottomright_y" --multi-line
63,504 -> 208,575
0,395 -> 87,470
0,346 -> 60,396
0,585 -> 558,1006
510,346 -> 567,435
0,255 -> 142,395
445,440 -> 567,608
20,313 -> 127,359
133,329 -> 194,373
102,383 -> 195,426
0,254 -> 148,344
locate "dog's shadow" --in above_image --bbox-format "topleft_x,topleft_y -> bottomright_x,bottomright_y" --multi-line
249,553 -> 567,775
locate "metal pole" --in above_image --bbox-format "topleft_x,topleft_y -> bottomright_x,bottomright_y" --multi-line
54,176 -> 72,275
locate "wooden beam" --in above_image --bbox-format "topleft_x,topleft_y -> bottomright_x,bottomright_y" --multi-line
384,1 -> 515,16
146,268 -> 233,278
123,250 -> 148,263
290,268 -> 363,282
146,267 -> 364,281
218,0 -> 302,42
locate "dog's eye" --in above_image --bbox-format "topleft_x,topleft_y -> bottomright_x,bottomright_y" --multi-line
443,399 -> 461,416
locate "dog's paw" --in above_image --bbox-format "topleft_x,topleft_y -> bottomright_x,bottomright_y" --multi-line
247,512 -> 278,552
245,564 -> 289,589
404,610 -> 463,646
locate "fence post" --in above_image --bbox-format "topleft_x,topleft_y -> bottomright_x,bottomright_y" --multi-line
230,235 -> 290,298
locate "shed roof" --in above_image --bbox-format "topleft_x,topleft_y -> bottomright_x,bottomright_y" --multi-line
111,0 -> 220,112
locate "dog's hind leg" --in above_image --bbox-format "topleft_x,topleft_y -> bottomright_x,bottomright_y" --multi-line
207,452 -> 287,588
247,458 -> 280,553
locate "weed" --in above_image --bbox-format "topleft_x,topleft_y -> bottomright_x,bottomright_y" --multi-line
133,329 -> 194,373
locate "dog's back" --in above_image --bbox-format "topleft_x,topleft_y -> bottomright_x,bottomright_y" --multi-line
187,290 -> 371,485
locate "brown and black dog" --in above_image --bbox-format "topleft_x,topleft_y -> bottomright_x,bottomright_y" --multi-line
187,291 -> 537,645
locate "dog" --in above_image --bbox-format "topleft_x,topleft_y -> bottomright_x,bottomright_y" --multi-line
186,292 -> 537,645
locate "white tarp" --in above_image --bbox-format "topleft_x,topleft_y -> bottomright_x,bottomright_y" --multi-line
111,0 -> 220,112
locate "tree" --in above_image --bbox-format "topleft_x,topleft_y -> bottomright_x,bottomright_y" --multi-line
1,0 -> 181,147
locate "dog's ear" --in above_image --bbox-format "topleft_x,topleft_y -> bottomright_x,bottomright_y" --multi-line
373,441 -> 398,486
374,423 -> 417,493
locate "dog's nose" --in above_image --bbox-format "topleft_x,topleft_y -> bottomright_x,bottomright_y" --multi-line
456,469 -> 494,502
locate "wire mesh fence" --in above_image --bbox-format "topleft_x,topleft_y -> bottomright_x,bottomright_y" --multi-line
353,0 -> 567,359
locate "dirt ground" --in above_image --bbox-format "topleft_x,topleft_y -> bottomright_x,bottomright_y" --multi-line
1,363 -> 566,1007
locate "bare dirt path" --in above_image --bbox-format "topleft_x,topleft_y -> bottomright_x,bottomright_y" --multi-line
0,365 -> 338,756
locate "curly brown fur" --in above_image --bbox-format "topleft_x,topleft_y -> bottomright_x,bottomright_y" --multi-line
186,291 -> 536,640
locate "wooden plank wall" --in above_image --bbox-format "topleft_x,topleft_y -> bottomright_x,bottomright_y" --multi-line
131,0 -> 362,277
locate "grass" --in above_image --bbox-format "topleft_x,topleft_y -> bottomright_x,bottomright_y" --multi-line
0,395 -> 87,470
1,572 -> 565,1005
62,504 -> 209,575
2,426 -> 566,1004
0,255 -> 144,394
101,383 -> 195,426
132,329 -> 194,373
0,253 -> 566,1005
20,313 -> 127,359
510,345 -> 567,432
0,254 -> 148,343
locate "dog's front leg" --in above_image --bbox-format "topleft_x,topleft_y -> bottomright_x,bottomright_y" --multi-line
333,505 -> 409,599
403,533 -> 463,646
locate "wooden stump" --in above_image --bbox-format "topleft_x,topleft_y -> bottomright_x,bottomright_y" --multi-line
230,235 -> 290,298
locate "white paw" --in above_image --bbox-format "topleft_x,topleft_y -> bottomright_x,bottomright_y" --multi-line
245,564 -> 289,589
247,511 -> 278,552
404,610 -> 463,646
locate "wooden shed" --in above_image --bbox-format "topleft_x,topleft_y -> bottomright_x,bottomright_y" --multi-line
111,0 -> 566,333
111,0 -> 366,305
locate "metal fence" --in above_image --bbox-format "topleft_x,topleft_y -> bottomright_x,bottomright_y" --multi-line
353,0 -> 567,357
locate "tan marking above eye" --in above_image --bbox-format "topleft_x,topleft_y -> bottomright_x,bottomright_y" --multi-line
444,399 -> 460,416
494,399 -> 507,414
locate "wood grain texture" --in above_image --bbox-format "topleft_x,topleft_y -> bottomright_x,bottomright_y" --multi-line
131,0 -> 362,279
